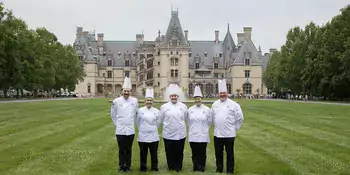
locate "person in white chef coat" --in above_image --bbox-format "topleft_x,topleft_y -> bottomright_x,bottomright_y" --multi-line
136,88 -> 160,172
159,84 -> 188,172
187,85 -> 212,172
110,77 -> 139,172
211,79 -> 244,174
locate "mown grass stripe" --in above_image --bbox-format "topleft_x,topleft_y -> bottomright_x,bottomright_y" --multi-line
250,116 -> 349,170
246,120 -> 348,175
0,110 -> 106,151
249,106 -> 350,138
249,108 -> 350,148
4,124 -> 113,175
0,114 -> 110,173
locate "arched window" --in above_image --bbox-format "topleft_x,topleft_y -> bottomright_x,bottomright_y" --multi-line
243,83 -> 252,95
198,84 -> 204,93
189,84 -> 194,95
226,83 -> 232,94
205,84 -> 214,95
215,84 -> 218,94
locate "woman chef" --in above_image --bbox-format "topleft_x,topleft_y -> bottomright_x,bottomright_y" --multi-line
136,88 -> 160,172
187,85 -> 212,172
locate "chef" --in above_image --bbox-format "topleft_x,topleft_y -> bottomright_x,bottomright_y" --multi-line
136,88 -> 160,172
110,76 -> 138,172
211,79 -> 244,174
187,85 -> 212,172
159,84 -> 188,172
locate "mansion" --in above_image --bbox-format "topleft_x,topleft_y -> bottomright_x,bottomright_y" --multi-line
74,10 -> 275,97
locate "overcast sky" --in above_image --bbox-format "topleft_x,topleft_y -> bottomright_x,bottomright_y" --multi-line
2,0 -> 349,53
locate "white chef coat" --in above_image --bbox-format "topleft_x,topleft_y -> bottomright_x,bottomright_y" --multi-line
159,101 -> 188,140
136,106 -> 160,142
110,96 -> 138,135
187,104 -> 212,142
211,98 -> 243,138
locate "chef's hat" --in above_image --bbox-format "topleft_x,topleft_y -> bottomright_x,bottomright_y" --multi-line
193,85 -> 203,97
218,79 -> 227,93
122,77 -> 131,90
167,84 -> 181,95
145,88 -> 154,99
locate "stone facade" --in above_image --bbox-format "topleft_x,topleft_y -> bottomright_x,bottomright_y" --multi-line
74,10 -> 274,97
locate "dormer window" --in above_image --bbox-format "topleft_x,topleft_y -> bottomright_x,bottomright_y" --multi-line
125,60 -> 130,66
214,63 -> 219,69
219,52 -> 222,57
176,51 -> 179,55
189,52 -> 192,57
103,52 -> 106,56
132,52 -> 136,57
244,58 -> 250,66
204,52 -> 208,57
118,52 -> 121,57
170,51 -> 173,55
107,59 -> 112,66
195,62 -> 200,69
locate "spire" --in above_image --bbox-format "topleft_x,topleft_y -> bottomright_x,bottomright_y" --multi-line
222,22 -> 236,67
162,9 -> 187,47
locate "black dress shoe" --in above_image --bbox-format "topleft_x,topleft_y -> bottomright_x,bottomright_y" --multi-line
151,168 -> 158,172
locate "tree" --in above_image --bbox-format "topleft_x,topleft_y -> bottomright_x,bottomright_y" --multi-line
263,5 -> 350,100
0,3 -> 86,98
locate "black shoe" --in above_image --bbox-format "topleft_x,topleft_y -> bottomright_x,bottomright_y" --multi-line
216,170 -> 223,173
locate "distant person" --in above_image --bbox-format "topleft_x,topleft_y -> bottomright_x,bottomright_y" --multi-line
136,88 -> 160,172
187,86 -> 212,172
110,77 -> 138,172
211,79 -> 244,174
159,84 -> 188,172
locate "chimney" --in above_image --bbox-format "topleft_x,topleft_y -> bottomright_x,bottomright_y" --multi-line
184,30 -> 188,41
97,33 -> 104,47
76,27 -> 83,37
237,33 -> 245,45
136,34 -> 144,45
215,30 -> 219,44
82,31 -> 89,36
269,48 -> 277,55
243,27 -> 252,40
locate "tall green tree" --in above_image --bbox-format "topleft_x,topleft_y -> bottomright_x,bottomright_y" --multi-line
263,4 -> 350,100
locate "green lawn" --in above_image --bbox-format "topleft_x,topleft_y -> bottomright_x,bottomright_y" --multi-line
0,99 -> 349,175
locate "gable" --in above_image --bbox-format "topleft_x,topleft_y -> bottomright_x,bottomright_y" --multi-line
233,41 -> 261,65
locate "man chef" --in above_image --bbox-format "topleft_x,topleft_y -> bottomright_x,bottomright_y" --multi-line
187,85 -> 212,172
211,79 -> 244,174
136,88 -> 160,172
159,84 -> 188,172
110,76 -> 138,172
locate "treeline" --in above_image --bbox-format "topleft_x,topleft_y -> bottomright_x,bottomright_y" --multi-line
263,5 -> 350,100
0,3 -> 85,98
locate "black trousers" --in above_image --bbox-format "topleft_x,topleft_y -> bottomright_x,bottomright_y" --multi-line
163,138 -> 186,172
138,141 -> 159,172
116,134 -> 134,172
214,136 -> 235,173
190,142 -> 207,172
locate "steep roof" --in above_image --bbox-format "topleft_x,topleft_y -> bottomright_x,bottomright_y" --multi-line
162,10 -> 188,46
233,41 -> 261,65
222,24 -> 237,67
73,11 -> 268,69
